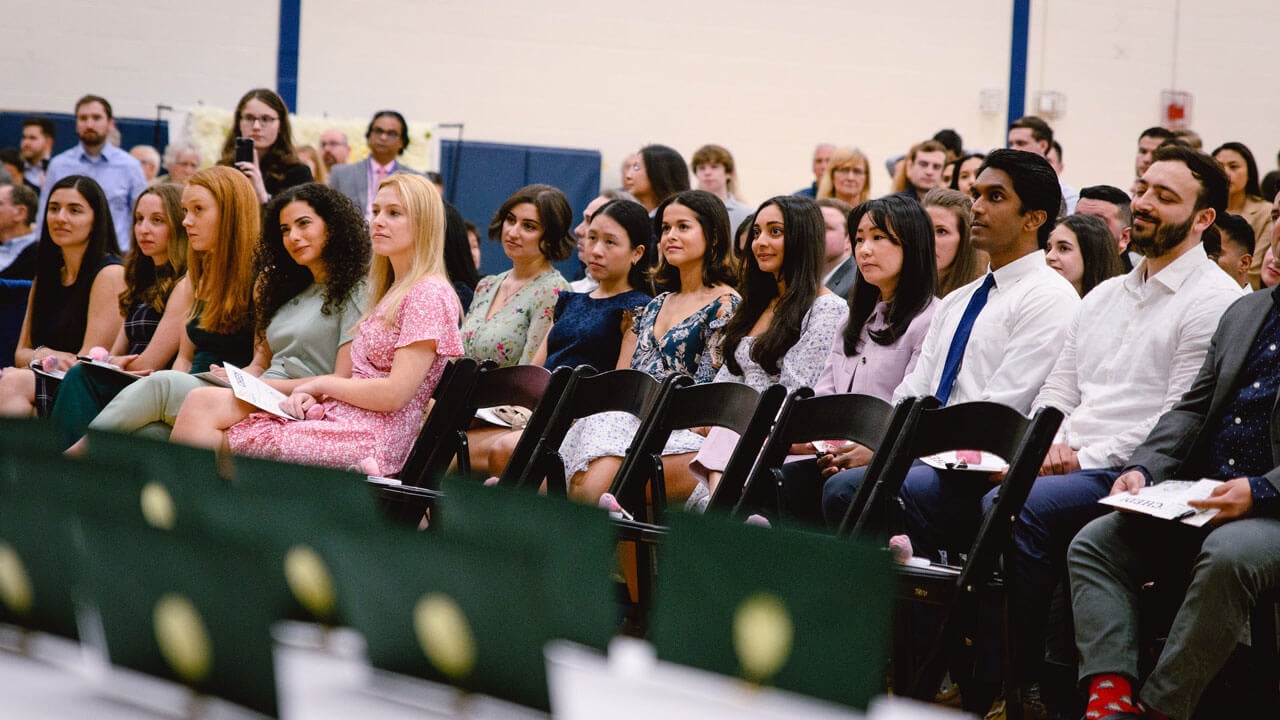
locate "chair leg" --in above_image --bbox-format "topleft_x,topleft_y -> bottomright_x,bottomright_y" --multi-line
456,431 -> 471,476
1003,590 -> 1023,720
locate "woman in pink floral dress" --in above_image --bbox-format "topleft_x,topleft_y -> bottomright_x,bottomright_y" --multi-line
224,174 -> 463,474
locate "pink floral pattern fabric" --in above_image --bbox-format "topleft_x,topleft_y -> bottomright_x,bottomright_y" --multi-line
461,269 -> 568,366
226,276 -> 463,474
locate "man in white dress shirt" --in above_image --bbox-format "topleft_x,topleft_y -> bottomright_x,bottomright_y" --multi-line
821,150 -> 1080,530
995,145 -> 1243,714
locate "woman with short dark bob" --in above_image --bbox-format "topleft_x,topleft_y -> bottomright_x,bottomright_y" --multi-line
461,184 -> 574,367
622,144 -> 692,213
475,198 -> 656,478
218,88 -> 313,203
777,195 -> 939,525
1045,213 -> 1124,297
688,195 -> 850,506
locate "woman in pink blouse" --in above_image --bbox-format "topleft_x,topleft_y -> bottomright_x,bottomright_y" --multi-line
777,194 -> 939,525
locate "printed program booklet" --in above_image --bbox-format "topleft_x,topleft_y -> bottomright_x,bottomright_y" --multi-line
223,363 -> 297,420
1097,479 -> 1223,526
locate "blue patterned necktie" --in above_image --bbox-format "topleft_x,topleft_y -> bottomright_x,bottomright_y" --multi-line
934,273 -> 996,404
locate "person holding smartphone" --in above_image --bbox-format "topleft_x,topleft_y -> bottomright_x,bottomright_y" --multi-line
218,88 -> 312,204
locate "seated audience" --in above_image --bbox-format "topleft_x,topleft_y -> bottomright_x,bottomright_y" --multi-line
442,201 -> 479,313
772,195 -> 939,524
129,145 -> 160,182
688,195 -> 850,508
948,153 -> 985,196
295,144 -> 327,185
167,183 -> 369,451
1068,281 -> 1280,720
220,174 -> 462,476
74,167 -> 260,445
1075,184 -> 1135,270
892,141 -> 947,202
50,184 -> 190,445
1045,213 -> 1124,296
0,175 -> 125,417
559,189 -> 738,504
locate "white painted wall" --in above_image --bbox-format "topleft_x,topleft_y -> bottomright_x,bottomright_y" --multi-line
2,0 -> 279,123
6,0 -> 1277,207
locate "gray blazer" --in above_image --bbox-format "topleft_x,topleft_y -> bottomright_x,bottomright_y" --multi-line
328,158 -> 421,211
824,256 -> 856,300
1127,288 -> 1280,492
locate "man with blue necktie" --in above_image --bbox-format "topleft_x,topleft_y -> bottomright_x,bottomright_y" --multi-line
821,150 -> 1079,529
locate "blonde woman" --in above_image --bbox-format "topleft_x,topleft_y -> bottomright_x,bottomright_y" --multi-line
223,174 -> 464,475
816,147 -> 872,207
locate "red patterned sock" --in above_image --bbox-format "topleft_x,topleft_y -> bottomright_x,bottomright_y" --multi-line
1084,673 -> 1139,718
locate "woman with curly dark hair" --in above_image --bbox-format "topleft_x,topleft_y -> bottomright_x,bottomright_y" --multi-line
218,88 -> 313,203
169,183 -> 370,449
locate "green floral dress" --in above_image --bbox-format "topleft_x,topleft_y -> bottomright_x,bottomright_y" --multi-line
461,269 -> 569,366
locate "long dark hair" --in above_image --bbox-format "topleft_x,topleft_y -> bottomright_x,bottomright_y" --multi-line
723,196 -> 824,376
1212,141 -> 1264,201
32,175 -> 120,348
651,190 -> 736,291
1058,214 -> 1123,296
843,196 -> 937,354
640,145 -> 691,207
593,198 -> 655,294
218,88 -> 301,192
254,183 -> 370,341
443,201 -> 479,289
119,183 -> 188,317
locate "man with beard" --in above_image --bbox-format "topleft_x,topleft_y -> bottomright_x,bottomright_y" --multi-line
35,95 -> 147,251
999,144 -> 1243,719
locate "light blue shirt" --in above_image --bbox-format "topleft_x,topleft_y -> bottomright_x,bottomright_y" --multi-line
36,143 -> 148,252
0,230 -> 37,274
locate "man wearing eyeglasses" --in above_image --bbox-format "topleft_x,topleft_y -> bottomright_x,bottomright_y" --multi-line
329,110 -> 421,217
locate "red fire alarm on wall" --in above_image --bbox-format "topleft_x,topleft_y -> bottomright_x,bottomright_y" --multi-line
1161,90 -> 1193,130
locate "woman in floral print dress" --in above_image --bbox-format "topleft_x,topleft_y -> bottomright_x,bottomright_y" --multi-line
223,174 -> 462,475
559,190 -> 739,505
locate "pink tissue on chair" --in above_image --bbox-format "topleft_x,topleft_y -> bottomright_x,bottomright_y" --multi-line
41,355 -> 59,372
597,493 -> 622,512
954,450 -> 984,465
304,404 -> 325,421
744,514 -> 772,528
88,346 -> 110,362
483,476 -> 500,487
889,534 -> 913,563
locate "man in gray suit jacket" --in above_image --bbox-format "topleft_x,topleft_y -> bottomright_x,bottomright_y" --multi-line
817,198 -> 855,298
328,110 -> 422,216
1067,283 -> 1280,720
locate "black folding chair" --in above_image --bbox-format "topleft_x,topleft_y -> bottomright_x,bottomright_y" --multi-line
723,387 -> 900,522
456,363 -> 558,476
503,366 -> 671,495
395,357 -> 484,488
614,379 -> 787,524
845,398 -> 1063,719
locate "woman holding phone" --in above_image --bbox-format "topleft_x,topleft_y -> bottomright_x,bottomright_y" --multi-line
219,88 -> 312,203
